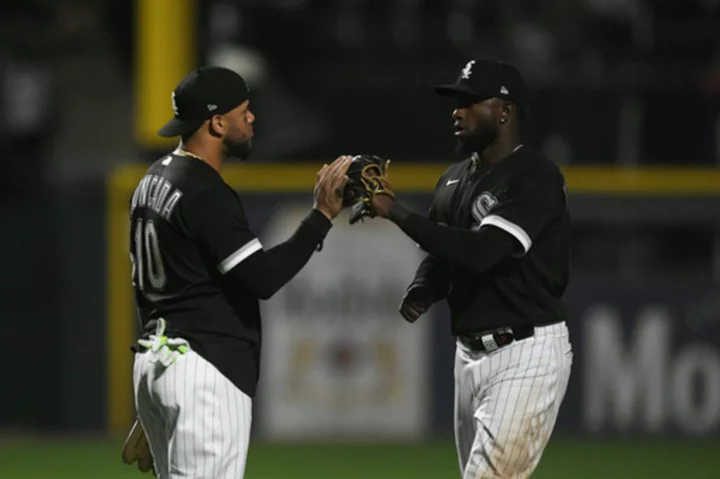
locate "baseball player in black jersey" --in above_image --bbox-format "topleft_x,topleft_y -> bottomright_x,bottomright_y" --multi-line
369,59 -> 573,478
121,66 -> 352,479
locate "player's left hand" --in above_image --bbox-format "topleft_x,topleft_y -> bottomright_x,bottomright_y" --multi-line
370,193 -> 396,219
314,155 -> 352,221
342,154 -> 395,224
122,419 -> 157,476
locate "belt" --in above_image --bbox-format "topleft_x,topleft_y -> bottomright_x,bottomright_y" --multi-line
458,325 -> 535,353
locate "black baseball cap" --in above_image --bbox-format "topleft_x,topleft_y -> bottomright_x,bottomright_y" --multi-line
434,59 -> 529,119
158,66 -> 250,138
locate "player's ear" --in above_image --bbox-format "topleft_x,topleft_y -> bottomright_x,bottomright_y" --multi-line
500,102 -> 513,124
208,114 -> 226,137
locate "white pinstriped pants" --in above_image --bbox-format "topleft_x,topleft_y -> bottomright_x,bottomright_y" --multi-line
454,322 -> 573,478
133,348 -> 253,479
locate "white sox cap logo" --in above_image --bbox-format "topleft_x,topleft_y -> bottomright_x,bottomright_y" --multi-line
171,92 -> 179,117
461,60 -> 476,79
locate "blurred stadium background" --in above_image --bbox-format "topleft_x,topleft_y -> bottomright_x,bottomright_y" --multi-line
2,0 -> 720,477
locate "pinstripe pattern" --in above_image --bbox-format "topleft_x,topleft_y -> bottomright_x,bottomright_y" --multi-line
454,322 -> 573,478
133,348 -> 252,479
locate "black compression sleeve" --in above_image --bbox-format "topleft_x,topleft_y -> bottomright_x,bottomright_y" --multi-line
183,185 -> 333,300
408,255 -> 451,302
389,203 -> 516,274
224,209 -> 332,299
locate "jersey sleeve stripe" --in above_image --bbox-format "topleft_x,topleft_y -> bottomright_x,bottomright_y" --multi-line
480,215 -> 532,253
217,239 -> 263,274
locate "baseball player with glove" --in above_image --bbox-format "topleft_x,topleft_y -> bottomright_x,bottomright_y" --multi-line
345,59 -> 573,478
122,66 -> 351,478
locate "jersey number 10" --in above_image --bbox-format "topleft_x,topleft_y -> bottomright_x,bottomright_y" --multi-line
131,219 -> 167,292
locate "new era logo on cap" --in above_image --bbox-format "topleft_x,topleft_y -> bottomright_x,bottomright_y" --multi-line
500,86 -> 509,95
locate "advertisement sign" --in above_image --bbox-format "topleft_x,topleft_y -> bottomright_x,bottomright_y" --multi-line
549,280 -> 720,437
257,204 -> 431,440
574,283 -> 720,437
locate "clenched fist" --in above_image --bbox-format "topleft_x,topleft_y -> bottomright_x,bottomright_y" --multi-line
399,283 -> 434,323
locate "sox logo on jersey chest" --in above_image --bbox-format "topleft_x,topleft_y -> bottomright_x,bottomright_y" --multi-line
470,192 -> 498,231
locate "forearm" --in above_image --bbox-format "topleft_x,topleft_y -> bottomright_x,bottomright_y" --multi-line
409,255 -> 451,302
389,203 -> 516,274
226,209 -> 332,299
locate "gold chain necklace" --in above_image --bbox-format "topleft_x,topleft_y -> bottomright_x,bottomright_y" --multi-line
174,148 -> 203,160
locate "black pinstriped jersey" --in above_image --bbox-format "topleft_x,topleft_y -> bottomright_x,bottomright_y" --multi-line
430,146 -> 570,332
129,151 -> 263,396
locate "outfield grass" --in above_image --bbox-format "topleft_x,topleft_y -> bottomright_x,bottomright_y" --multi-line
0,438 -> 717,478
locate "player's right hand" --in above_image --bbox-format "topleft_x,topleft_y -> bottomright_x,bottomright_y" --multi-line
313,155 -> 352,221
399,284 -> 433,323
122,419 -> 156,476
